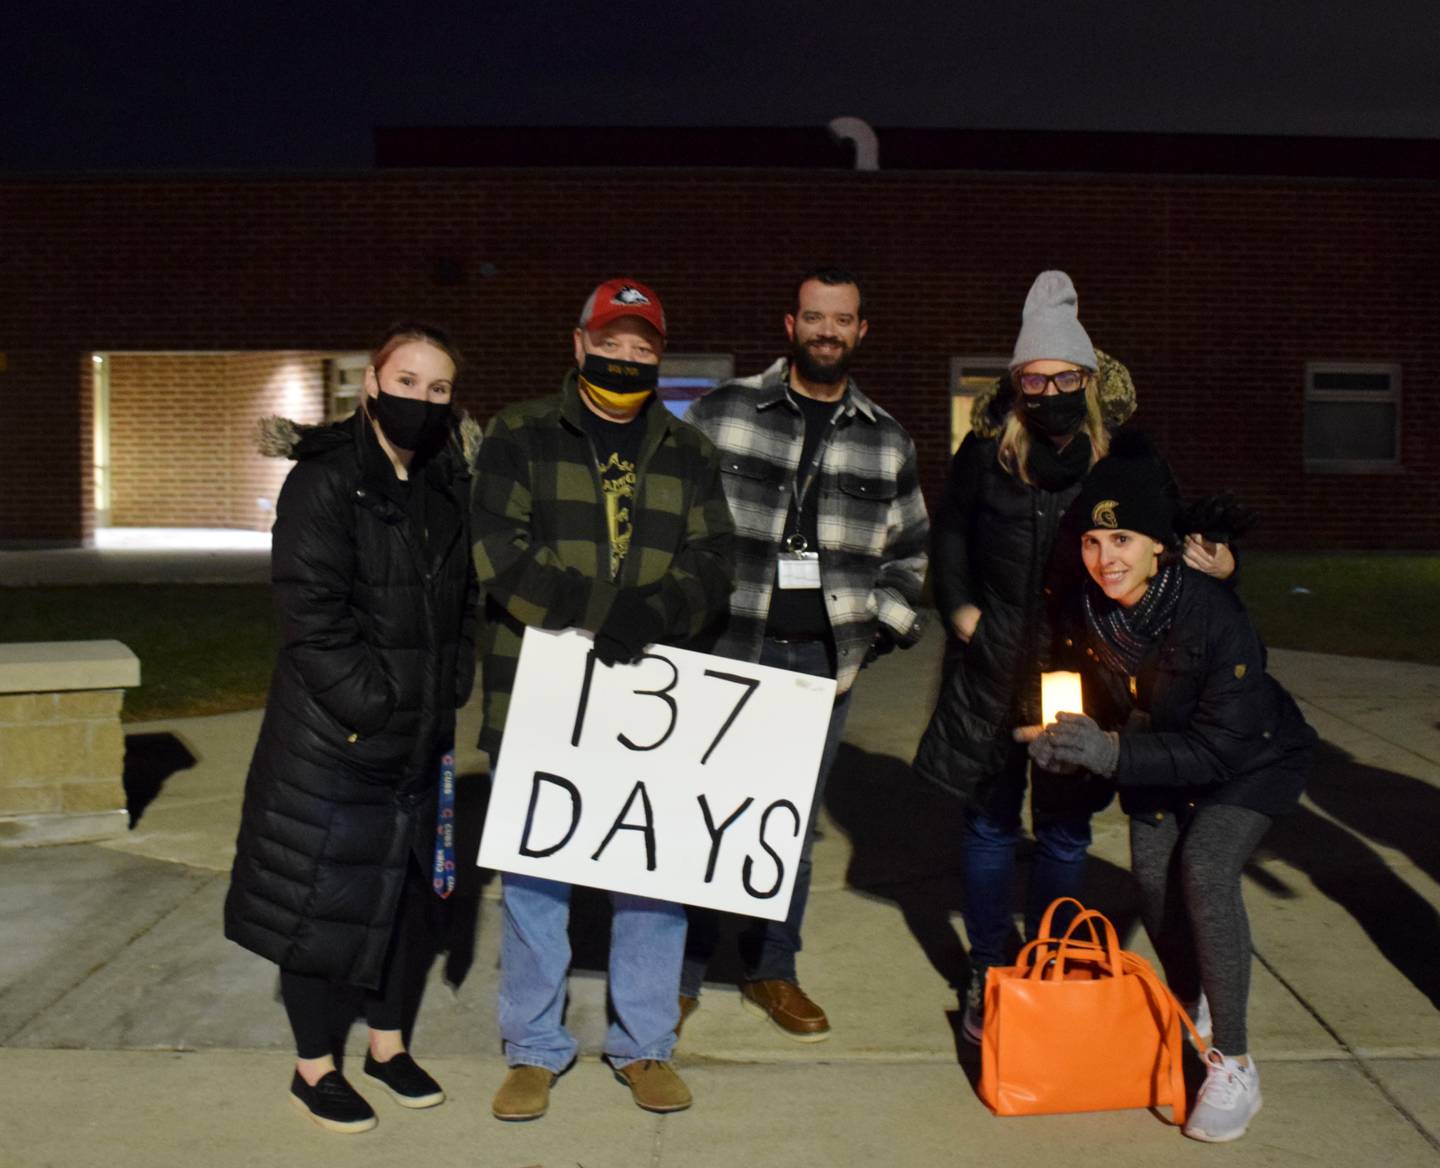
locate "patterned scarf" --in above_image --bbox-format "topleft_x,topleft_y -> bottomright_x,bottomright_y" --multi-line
1084,561 -> 1183,678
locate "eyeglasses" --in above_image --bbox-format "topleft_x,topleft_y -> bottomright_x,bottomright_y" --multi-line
1017,369 -> 1088,395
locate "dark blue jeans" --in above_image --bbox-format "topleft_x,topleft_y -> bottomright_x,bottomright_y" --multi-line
963,743 -> 1093,972
680,637 -> 851,995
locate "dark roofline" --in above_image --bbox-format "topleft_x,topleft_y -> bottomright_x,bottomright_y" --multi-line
373,125 -> 1440,182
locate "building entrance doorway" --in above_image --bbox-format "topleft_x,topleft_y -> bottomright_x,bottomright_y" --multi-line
88,349 -> 361,534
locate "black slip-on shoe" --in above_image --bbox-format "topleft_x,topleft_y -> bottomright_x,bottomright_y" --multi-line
289,1070 -> 378,1133
362,1051 -> 446,1109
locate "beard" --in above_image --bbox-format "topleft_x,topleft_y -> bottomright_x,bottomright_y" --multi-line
790,336 -> 853,385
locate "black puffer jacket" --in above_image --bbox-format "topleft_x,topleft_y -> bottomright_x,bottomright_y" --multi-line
1083,570 -> 1315,822
224,410 -> 479,988
911,430 -> 1080,800
912,354 -> 1136,805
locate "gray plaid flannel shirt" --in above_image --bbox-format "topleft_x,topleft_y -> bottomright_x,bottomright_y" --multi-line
685,359 -> 929,695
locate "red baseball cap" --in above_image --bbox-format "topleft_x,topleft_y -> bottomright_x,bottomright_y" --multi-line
577,278 -> 667,340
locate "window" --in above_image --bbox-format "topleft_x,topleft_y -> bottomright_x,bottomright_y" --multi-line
657,353 -> 734,419
1304,362 -> 1401,472
326,354 -> 368,421
949,356 -> 1010,452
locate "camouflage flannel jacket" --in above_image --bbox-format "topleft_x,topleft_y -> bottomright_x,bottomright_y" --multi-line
470,369 -> 735,756
685,360 -> 929,696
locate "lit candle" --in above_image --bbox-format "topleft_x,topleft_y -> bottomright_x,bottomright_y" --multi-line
1041,671 -> 1084,726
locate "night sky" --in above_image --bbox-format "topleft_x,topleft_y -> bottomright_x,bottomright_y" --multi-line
5,1 -> 1439,172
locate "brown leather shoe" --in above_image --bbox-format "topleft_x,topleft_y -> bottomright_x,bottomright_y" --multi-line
491,1065 -> 554,1121
676,994 -> 699,1038
610,1059 -> 693,1113
740,979 -> 831,1042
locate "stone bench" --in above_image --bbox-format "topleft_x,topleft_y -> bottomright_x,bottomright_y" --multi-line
0,641 -> 140,846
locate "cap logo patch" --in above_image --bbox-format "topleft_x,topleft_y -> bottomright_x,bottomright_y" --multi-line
1234,664 -> 1247,679
611,286 -> 651,306
1091,500 -> 1119,528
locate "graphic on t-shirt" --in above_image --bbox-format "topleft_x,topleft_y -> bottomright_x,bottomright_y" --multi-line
597,451 -> 638,579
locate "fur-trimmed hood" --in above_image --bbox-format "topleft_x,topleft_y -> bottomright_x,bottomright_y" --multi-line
968,348 -> 1136,440
255,409 -> 483,468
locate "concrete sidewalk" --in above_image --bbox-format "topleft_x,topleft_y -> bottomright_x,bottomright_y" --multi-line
2,630 -> 1438,1167
0,532 -> 271,586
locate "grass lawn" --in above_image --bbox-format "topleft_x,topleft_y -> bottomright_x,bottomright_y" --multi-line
0,585 -> 275,722
1229,552 -> 1440,666
1,555 -> 1437,722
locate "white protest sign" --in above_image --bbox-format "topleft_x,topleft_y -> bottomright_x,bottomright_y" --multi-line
478,628 -> 837,920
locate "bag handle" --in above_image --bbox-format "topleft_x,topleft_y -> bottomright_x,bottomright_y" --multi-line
1121,952 -> 1201,1126
1017,906 -> 1123,979
1034,896 -> 1090,942
1047,909 -> 1124,979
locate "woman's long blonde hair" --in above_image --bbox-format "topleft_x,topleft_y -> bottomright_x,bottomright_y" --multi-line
996,371 -> 1110,486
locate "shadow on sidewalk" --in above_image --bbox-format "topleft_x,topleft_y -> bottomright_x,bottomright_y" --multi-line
823,743 -> 1143,998
123,732 -> 197,827
1250,741 -> 1440,1008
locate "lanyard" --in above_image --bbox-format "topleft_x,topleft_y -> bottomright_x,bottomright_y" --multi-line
432,746 -> 456,899
785,394 -> 842,550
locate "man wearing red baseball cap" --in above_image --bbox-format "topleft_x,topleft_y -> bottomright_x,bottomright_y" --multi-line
472,278 -> 734,1120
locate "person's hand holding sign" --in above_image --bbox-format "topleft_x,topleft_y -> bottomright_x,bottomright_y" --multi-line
594,589 -> 665,667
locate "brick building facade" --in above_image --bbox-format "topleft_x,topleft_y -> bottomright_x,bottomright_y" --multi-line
2,129 -> 1436,548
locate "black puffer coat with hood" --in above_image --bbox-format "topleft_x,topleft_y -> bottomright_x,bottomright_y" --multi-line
224,408 -> 480,988
912,353 -> 1134,805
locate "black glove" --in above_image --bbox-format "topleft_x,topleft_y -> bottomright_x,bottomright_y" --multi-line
862,626 -> 899,667
1042,712 -> 1120,776
1178,491 -> 1258,545
593,588 -> 665,667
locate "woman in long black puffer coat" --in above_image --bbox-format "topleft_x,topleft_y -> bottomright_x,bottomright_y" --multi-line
224,322 -> 479,1134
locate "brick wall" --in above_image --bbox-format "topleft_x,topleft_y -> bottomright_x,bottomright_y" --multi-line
223,352 -> 333,529
0,689 -> 125,819
108,353 -> 227,527
1,170 -> 1436,548
104,351 -> 330,530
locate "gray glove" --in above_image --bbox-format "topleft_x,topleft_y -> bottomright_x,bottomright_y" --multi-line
1043,712 -> 1120,777
1026,728 -> 1065,771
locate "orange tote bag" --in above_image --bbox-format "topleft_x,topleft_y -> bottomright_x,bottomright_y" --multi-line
978,898 -> 1202,1123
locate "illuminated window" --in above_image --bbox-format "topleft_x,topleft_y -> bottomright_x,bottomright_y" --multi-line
658,354 -> 734,419
1304,362 -> 1401,472
949,357 -> 1009,452
326,355 -> 368,421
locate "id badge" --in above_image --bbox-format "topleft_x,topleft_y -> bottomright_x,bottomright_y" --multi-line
778,552 -> 821,589
777,534 -> 821,590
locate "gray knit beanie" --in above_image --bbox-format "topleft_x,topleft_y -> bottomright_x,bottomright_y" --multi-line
1009,270 -> 1097,372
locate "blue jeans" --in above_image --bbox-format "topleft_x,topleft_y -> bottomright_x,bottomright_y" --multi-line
680,637 -> 852,996
498,872 -> 686,1072
962,745 -> 1093,972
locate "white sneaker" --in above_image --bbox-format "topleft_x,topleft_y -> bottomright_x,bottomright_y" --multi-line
1184,1048 -> 1262,1143
1181,993 -> 1213,1048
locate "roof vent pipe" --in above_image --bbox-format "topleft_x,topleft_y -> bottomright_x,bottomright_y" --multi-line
829,117 -> 879,171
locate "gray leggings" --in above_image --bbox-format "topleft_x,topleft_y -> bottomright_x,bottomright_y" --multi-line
1128,802 -> 1272,1054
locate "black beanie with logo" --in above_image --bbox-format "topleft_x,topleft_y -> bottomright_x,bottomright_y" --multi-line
1071,429 -> 1179,543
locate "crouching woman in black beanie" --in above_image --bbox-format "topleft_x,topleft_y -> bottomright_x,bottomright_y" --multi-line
1025,434 -> 1315,1144
224,322 -> 479,1134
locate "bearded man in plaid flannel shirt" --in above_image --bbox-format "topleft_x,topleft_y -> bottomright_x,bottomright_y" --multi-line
472,278 -> 734,1120
680,267 -> 929,1041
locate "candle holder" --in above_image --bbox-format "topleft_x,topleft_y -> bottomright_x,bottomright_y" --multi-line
1041,671 -> 1084,727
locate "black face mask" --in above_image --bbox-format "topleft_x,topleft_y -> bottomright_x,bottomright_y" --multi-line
580,352 -> 660,396
371,389 -> 450,451
1022,390 -> 1088,437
